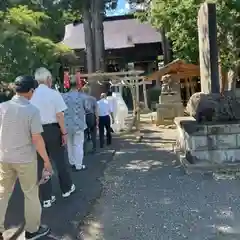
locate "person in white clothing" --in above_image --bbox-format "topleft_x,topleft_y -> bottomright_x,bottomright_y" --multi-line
62,78 -> 87,171
30,67 -> 75,208
106,91 -> 117,132
97,93 -> 114,148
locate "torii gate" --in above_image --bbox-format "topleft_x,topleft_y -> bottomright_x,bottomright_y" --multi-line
80,71 -> 150,130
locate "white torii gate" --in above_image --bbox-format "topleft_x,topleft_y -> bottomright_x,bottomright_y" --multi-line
80,71 -> 150,130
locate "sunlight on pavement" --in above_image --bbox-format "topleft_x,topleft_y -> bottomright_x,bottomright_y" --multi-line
80,220 -> 104,240
122,159 -> 163,172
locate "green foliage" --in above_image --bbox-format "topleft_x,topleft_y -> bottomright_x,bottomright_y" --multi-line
0,5 -> 72,82
0,0 -> 121,82
147,87 -> 161,108
136,0 -> 240,69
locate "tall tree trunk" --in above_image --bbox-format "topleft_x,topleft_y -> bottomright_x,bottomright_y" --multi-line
92,0 -> 105,72
160,28 -> 171,65
83,7 -> 95,73
89,0 -> 106,98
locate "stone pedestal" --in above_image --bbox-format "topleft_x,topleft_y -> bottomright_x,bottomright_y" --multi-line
174,2 -> 240,174
156,81 -> 184,125
157,102 -> 183,125
174,116 -> 240,173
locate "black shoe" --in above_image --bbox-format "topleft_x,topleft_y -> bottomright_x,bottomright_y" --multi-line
25,226 -> 50,240
0,232 -> 3,240
90,149 -> 96,154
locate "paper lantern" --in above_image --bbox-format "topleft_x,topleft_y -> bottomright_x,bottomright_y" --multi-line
64,71 -> 70,89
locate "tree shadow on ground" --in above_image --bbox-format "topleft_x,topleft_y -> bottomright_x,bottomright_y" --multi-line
5,126 -> 240,239
4,147 -> 116,239
80,128 -> 240,240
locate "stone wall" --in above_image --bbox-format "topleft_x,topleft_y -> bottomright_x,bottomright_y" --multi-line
175,117 -> 240,164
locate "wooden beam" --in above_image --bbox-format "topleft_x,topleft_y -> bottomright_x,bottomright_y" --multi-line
80,70 -> 144,79
145,72 -> 200,81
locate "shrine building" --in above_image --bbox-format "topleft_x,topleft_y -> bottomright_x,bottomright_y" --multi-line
62,14 -> 163,75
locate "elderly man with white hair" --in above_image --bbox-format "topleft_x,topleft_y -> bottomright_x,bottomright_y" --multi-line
30,67 -> 75,208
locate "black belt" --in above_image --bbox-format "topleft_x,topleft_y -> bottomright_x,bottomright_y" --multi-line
42,123 -> 58,127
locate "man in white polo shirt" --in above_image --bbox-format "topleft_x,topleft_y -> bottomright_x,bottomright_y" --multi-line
31,67 -> 75,208
97,93 -> 114,148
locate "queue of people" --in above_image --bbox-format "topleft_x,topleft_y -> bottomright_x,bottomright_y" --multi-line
0,68 -> 114,239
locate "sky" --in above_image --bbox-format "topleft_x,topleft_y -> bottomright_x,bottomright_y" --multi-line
107,0 -> 130,16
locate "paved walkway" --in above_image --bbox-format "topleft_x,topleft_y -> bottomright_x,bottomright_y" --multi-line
80,124 -> 240,240
5,148 -> 116,239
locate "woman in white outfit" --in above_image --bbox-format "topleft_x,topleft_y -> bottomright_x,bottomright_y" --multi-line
106,91 -> 117,131
62,79 -> 87,171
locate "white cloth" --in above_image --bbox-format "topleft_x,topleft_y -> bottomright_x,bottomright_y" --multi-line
97,99 -> 112,117
111,92 -> 128,132
67,130 -> 84,169
106,97 -> 115,115
106,96 -> 117,121
30,84 -> 67,124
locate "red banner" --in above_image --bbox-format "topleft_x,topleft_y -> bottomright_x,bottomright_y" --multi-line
75,71 -> 83,89
63,71 -> 70,89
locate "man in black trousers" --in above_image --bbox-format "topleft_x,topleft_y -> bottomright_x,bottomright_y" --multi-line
81,88 -> 99,154
31,67 -> 75,208
97,93 -> 114,148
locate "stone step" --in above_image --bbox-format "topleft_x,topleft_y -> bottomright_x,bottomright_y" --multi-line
179,155 -> 240,174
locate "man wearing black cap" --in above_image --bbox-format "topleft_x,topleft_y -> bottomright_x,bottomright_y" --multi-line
0,76 -> 51,239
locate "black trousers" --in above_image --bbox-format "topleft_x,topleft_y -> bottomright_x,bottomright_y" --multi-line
85,113 -> 97,150
38,123 -> 72,201
99,115 -> 111,148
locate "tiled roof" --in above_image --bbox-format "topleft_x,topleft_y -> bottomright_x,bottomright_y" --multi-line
62,18 -> 162,50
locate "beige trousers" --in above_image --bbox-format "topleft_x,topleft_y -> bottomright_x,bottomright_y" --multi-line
0,160 -> 42,233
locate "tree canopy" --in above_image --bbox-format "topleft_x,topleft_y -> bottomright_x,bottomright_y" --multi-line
0,0 -> 79,82
136,0 -> 240,70
0,0 -> 122,82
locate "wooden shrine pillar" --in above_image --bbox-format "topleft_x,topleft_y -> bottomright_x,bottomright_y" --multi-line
189,77 -> 195,96
185,78 -> 191,102
135,78 -> 140,130
142,81 -> 149,109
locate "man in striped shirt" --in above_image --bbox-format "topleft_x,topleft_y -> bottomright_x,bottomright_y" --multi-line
0,76 -> 51,239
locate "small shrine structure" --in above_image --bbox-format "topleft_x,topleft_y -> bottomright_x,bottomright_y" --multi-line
144,59 -> 200,125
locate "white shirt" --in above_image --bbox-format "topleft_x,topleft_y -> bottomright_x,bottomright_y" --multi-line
97,98 -> 112,117
30,84 -> 67,124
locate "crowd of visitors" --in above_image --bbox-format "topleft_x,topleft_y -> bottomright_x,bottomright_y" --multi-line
0,68 -> 114,239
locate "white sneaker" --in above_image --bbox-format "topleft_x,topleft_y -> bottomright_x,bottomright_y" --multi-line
43,196 -> 56,208
62,184 -> 76,198
75,165 -> 86,171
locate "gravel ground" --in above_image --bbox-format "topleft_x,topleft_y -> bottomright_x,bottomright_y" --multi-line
81,125 -> 240,240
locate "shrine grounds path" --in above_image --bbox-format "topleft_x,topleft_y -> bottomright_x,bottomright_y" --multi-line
5,145 -> 116,239
80,120 -> 240,240
5,116 -> 240,240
